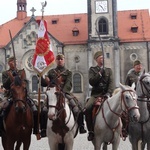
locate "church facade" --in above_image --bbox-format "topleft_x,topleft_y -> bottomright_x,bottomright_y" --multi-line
0,0 -> 150,103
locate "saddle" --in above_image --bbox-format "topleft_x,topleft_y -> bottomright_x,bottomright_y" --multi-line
92,97 -> 105,119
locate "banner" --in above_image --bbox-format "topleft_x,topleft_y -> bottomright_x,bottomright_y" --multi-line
32,19 -> 55,76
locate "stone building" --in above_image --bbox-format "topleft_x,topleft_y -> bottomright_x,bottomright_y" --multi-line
0,0 -> 150,103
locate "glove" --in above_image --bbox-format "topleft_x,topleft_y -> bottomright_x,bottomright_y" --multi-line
12,70 -> 17,76
104,93 -> 110,99
99,68 -> 104,77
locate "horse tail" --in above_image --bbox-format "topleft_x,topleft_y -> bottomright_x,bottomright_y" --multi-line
137,140 -> 142,150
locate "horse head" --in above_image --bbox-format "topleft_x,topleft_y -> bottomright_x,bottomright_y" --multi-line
119,83 -> 140,122
46,75 -> 66,121
136,70 -> 150,98
9,69 -> 27,113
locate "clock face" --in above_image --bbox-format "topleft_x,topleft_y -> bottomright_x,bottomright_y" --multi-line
96,0 -> 108,13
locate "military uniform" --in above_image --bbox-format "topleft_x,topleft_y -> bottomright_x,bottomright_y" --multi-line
85,51 -> 114,141
41,54 -> 86,134
123,60 -> 142,138
42,66 -> 72,93
125,68 -> 142,87
2,69 -> 24,96
0,56 -> 38,137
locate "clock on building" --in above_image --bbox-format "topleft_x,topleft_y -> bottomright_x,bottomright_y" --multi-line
95,0 -> 108,13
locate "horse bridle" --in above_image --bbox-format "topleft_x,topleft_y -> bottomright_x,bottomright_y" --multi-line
102,89 -> 139,143
10,80 -> 28,110
106,90 -> 139,117
47,91 -> 71,122
138,74 -> 150,100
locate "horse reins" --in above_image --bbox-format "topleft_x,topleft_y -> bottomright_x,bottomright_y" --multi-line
136,74 -> 150,143
102,89 -> 139,144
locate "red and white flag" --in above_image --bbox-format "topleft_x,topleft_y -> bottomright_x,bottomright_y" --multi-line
32,19 -> 55,75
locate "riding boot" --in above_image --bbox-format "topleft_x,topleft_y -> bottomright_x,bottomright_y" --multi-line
27,97 -> 37,113
40,106 -> 48,138
33,111 -> 38,135
85,108 -> 94,141
0,115 -> 4,136
77,112 -> 86,134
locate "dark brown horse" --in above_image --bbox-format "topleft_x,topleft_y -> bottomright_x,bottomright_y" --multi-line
1,69 -> 33,150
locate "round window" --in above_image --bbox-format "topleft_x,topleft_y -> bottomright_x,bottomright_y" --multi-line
130,53 -> 138,62
25,55 -> 34,71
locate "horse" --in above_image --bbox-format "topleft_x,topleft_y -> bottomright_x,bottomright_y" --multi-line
1,69 -> 33,150
92,83 -> 140,150
46,76 -> 78,150
128,71 -> 150,150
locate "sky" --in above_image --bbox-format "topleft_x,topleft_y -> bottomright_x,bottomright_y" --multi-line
0,0 -> 150,25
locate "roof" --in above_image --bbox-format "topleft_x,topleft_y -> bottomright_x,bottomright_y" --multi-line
0,9 -> 150,48
0,13 -> 88,48
118,9 -> 150,42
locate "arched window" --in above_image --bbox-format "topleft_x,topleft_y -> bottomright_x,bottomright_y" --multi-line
32,76 -> 38,92
73,73 -> 82,93
98,18 -> 108,35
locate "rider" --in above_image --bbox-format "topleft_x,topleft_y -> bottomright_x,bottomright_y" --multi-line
123,59 -> 143,137
125,60 -> 143,87
0,56 -> 38,136
84,51 -> 114,141
41,53 -> 87,134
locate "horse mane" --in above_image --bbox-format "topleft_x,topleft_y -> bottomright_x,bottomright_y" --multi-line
112,87 -> 121,95
112,84 -> 133,96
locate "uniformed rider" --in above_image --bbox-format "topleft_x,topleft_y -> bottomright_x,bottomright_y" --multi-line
41,53 -> 87,134
84,51 -> 114,141
125,60 -> 142,87
0,56 -> 38,136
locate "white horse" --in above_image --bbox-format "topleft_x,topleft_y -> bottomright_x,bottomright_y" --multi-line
93,83 -> 140,150
129,71 -> 150,150
46,87 -> 78,150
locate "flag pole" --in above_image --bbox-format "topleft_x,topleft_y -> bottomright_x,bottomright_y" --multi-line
36,75 -> 41,140
36,1 -> 47,140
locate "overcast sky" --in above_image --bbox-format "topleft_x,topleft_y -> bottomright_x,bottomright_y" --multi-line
0,0 -> 150,24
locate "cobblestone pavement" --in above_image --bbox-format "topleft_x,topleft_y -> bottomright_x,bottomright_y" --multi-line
0,133 -> 134,150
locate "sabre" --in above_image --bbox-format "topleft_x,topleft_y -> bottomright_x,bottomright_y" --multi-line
95,27 -> 105,68
9,30 -> 17,69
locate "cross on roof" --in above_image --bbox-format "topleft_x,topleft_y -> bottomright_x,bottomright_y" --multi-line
30,7 -> 36,16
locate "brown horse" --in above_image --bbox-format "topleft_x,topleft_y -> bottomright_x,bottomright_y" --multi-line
1,69 -> 33,150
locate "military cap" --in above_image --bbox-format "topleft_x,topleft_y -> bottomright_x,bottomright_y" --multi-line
94,51 -> 103,60
56,53 -> 65,59
133,60 -> 142,66
8,56 -> 16,62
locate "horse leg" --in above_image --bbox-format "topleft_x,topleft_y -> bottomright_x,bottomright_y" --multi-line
65,140 -> 74,150
22,137 -> 31,150
93,136 -> 102,150
147,141 -> 150,150
130,139 -> 139,150
48,140 -> 58,150
6,139 -> 15,150
112,138 -> 120,150
58,143 -> 65,150
15,141 -> 22,150
102,142 -> 107,150
1,134 -> 7,150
